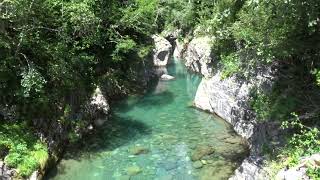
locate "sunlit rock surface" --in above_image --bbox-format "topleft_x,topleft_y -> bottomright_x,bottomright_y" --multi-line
152,35 -> 172,66
185,37 -> 214,78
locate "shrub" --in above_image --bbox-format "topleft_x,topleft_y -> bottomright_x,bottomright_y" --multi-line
0,122 -> 49,177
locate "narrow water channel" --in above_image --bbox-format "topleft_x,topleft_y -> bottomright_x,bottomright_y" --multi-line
46,59 -> 248,180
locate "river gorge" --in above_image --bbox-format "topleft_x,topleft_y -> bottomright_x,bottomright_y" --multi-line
45,59 -> 248,180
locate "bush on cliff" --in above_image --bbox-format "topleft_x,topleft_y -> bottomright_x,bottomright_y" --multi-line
0,122 -> 48,177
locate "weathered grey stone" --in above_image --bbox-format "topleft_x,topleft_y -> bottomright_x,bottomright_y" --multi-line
194,72 -> 256,140
160,74 -> 175,81
152,35 -> 172,66
275,153 -> 320,180
0,161 -> 22,180
230,157 -> 268,180
85,86 -> 110,117
173,39 -> 187,59
185,37 -> 214,78
276,168 -> 308,180
81,86 -> 110,131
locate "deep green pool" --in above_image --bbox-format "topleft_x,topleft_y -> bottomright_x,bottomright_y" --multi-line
46,59 -> 248,180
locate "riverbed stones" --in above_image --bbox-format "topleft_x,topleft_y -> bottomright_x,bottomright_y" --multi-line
126,165 -> 142,176
129,146 -> 149,155
152,35 -> 172,66
191,145 -> 215,161
193,161 -> 203,169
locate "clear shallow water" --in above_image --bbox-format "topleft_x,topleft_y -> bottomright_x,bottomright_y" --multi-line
46,59 -> 248,180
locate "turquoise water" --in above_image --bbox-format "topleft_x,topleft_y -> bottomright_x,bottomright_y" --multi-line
46,59 -> 248,180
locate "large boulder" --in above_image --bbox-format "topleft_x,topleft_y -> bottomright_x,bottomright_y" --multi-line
185,36 -> 215,77
85,86 -> 110,117
152,35 -> 172,66
83,86 -> 110,128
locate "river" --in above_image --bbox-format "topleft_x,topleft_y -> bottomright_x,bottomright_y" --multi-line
46,59 -> 247,180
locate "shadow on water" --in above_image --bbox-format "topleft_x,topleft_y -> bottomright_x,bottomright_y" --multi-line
62,114 -> 152,160
136,90 -> 175,107
114,89 -> 176,114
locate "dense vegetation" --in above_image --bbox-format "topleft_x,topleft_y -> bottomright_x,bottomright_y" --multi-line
0,0 -> 159,177
0,0 -> 319,178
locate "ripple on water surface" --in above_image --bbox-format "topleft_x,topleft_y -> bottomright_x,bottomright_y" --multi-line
46,59 -> 248,180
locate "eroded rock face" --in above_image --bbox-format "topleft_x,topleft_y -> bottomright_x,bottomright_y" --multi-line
194,72 -> 270,180
0,161 -> 15,180
192,57 -> 278,179
194,65 -> 276,143
173,39 -> 187,59
185,37 -> 214,78
152,35 -> 172,66
230,157 -> 268,180
194,72 -> 256,140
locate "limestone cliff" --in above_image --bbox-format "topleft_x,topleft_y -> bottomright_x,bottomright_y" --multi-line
182,36 -> 280,180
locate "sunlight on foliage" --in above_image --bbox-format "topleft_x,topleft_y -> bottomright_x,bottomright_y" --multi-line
0,122 -> 49,177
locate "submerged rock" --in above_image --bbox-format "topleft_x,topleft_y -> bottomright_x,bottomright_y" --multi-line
126,165 -> 142,176
129,146 -> 149,155
191,145 -> 215,161
193,161 -> 203,169
160,74 -> 175,81
152,35 -> 172,66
